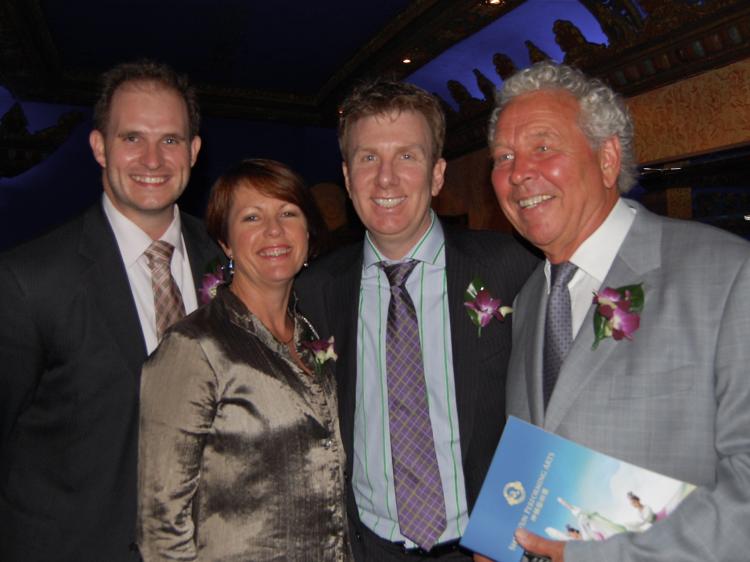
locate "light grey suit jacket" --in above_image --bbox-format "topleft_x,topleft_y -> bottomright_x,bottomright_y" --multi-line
507,200 -> 750,562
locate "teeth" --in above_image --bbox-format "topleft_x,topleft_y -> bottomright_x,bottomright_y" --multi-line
519,194 -> 553,209
132,175 -> 167,184
260,247 -> 290,257
373,197 -> 405,208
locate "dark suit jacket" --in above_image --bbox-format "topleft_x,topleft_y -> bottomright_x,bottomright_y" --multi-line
0,202 -> 220,562
295,225 -> 538,558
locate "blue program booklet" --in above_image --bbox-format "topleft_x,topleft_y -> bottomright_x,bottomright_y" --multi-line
460,416 -> 695,561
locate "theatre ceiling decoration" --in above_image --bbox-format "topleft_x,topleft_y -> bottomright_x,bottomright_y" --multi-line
1,0 -> 749,161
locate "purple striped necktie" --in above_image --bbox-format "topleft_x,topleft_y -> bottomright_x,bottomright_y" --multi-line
145,240 -> 185,340
380,259 -> 446,551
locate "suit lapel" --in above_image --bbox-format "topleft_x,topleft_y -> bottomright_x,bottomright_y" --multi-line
444,236 -> 477,462
520,269 -> 548,427
544,204 -> 663,432
181,212 -> 221,294
78,205 -> 147,377
329,250 -> 364,470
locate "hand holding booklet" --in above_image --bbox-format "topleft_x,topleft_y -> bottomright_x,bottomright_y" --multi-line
460,417 -> 695,562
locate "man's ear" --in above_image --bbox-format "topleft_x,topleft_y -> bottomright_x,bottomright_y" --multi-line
189,135 -> 202,167
342,161 -> 352,198
430,158 -> 447,197
89,130 -> 107,168
599,135 -> 621,190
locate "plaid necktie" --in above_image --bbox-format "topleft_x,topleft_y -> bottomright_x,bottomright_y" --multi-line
543,261 -> 578,409
144,240 -> 185,340
380,259 -> 446,551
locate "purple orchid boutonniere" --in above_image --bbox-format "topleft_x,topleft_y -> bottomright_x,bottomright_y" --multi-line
199,265 -> 224,305
592,283 -> 644,349
302,336 -> 337,375
464,277 -> 512,337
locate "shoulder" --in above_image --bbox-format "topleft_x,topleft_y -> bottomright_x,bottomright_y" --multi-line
444,226 -> 541,271
180,211 -> 208,235
170,290 -> 229,341
643,209 -> 750,268
0,206 -> 97,283
298,241 -> 362,284
180,211 -> 217,248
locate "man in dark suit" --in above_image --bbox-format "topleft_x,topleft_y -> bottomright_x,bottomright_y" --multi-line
0,60 -> 220,561
296,80 -> 537,561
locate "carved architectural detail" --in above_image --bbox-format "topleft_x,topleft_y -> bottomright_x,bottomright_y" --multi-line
444,0 -> 750,158
1,0 -> 749,159
525,40 -> 551,64
492,53 -> 518,81
554,20 -> 607,66
473,68 -> 496,102
0,103 -> 83,178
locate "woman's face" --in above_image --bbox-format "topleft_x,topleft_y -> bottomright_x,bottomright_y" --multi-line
221,184 -> 309,293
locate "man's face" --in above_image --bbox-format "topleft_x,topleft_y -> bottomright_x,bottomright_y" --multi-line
89,82 -> 201,236
490,90 -> 620,263
343,110 -> 445,260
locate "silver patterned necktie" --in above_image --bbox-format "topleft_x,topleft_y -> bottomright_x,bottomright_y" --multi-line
380,259 -> 446,551
145,240 -> 186,340
543,261 -> 578,409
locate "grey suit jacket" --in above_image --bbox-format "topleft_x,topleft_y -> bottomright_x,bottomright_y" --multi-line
0,202 -> 220,562
507,200 -> 750,561
296,224 -> 538,559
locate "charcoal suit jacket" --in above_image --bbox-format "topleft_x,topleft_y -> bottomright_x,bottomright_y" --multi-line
296,224 -> 538,559
0,201 -> 220,561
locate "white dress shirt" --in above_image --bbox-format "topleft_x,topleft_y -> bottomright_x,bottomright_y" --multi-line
102,194 -> 198,354
544,198 -> 637,339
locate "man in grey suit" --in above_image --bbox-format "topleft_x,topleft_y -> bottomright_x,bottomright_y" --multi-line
479,60 -> 750,561
0,61 -> 220,561
296,79 -> 537,561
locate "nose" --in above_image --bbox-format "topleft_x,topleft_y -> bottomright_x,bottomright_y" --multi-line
509,152 -> 536,187
140,142 -> 164,170
264,215 -> 282,237
376,158 -> 396,189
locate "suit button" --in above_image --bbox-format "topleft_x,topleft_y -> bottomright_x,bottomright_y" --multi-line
324,438 -> 333,449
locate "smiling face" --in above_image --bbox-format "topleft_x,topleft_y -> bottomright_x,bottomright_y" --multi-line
343,110 -> 446,260
221,184 -> 309,299
490,90 -> 620,263
89,82 -> 201,238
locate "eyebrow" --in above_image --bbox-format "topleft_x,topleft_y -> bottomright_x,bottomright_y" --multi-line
116,130 -> 187,140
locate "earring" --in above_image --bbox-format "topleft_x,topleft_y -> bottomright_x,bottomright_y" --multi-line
302,261 -> 309,268
227,257 -> 234,276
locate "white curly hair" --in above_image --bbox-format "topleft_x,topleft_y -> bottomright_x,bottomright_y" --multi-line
488,61 -> 636,193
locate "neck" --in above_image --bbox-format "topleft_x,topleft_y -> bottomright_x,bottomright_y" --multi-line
230,276 -> 294,341
369,214 -> 433,261
104,192 -> 175,240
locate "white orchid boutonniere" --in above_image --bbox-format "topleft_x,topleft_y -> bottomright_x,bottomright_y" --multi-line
592,283 -> 644,349
464,277 -> 512,337
302,336 -> 338,375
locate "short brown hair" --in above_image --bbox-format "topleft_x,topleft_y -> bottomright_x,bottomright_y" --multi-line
93,59 -> 200,138
205,159 -> 320,258
338,79 -> 446,163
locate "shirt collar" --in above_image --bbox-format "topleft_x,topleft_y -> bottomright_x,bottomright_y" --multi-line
362,210 -> 446,270
544,197 -> 636,287
101,193 -> 184,267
